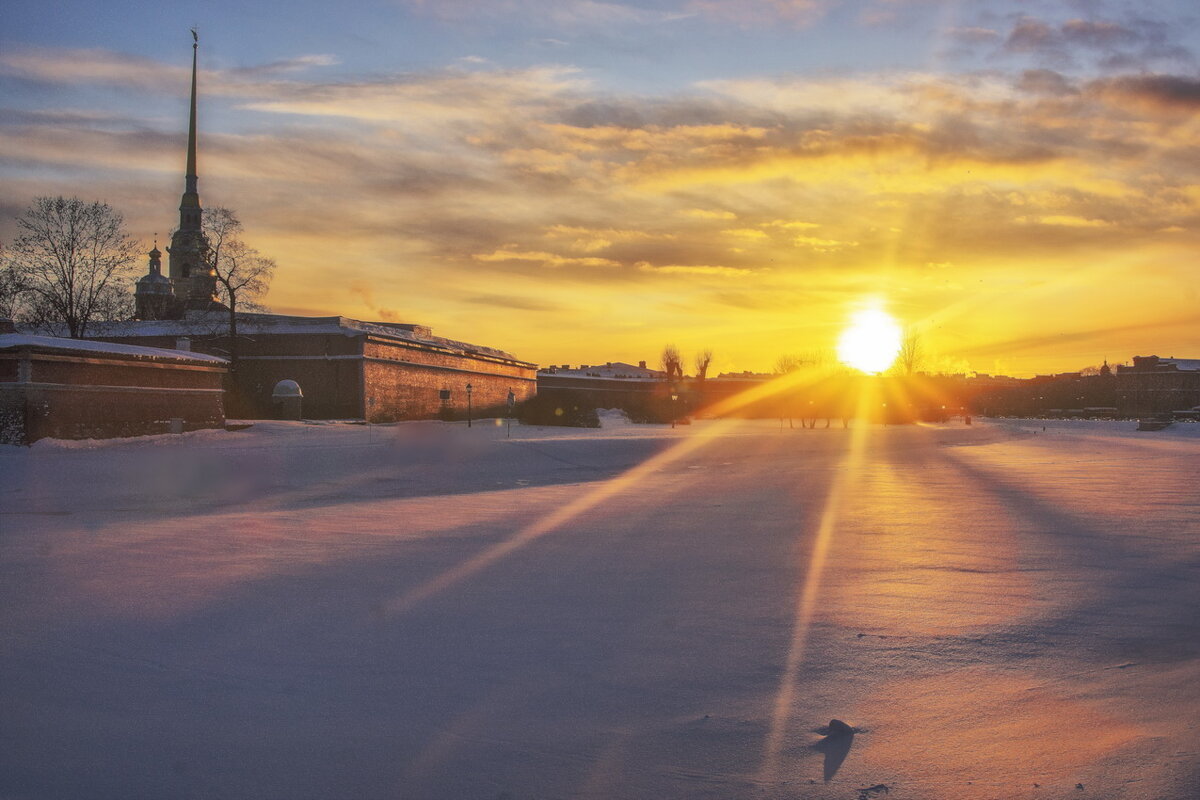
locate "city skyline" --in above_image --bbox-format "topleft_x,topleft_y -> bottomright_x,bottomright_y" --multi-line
2,0 -> 1199,376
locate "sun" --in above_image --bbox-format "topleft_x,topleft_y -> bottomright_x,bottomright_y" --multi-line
837,307 -> 902,374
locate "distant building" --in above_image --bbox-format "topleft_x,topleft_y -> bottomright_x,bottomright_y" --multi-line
538,360 -> 663,399
1117,356 -> 1200,374
1115,355 -> 1200,416
970,355 -> 1200,418
540,361 -> 665,380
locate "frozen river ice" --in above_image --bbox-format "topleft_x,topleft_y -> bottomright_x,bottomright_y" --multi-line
1,417 -> 1198,799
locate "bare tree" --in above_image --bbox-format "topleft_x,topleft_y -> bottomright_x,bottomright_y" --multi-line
896,329 -> 924,376
661,344 -> 683,381
203,207 -> 276,369
0,243 -> 26,321
7,197 -> 139,337
775,349 -> 834,374
694,348 -> 713,382
774,354 -> 802,374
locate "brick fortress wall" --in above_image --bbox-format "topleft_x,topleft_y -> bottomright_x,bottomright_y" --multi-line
0,346 -> 226,445
87,321 -> 537,422
363,337 -> 535,422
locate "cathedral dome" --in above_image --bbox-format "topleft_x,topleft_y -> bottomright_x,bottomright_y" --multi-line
136,271 -> 173,294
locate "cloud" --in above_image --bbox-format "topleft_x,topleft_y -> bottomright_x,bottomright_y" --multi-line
1090,74 -> 1200,111
721,228 -> 769,242
543,224 -> 675,253
1060,19 -> 1139,50
400,0 -> 681,27
945,26 -> 1001,46
229,54 -> 340,77
1004,18 -> 1059,55
998,14 -> 1195,71
1015,69 -> 1078,96
0,48 -> 187,92
1017,215 -> 1111,228
793,234 -> 857,252
958,315 -> 1200,360
635,261 -> 754,277
472,246 -> 621,269
240,66 -> 587,125
0,46 -> 586,133
463,293 -> 558,311
0,47 -> 341,96
686,0 -> 831,28
684,208 -> 736,219
762,219 -> 819,230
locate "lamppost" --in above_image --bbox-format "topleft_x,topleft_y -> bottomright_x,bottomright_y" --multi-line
506,388 -> 515,438
671,391 -> 679,429
466,383 -> 473,427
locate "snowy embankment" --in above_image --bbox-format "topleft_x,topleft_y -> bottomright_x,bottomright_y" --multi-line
1,418 -> 1197,799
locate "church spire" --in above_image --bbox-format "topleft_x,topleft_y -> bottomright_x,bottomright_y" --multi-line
179,28 -> 201,232
167,29 -> 219,311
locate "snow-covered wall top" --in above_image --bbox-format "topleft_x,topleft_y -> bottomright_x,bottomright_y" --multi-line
0,333 -> 228,364
44,314 -> 532,366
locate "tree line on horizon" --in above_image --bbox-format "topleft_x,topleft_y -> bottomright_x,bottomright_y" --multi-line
658,333 -> 925,384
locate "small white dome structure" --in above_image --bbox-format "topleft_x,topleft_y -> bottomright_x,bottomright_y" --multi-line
272,379 -> 303,398
271,379 -> 303,419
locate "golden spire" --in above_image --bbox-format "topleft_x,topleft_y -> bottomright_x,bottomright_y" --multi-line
180,29 -> 201,230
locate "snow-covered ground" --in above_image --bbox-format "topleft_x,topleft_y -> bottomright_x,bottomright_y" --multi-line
1,417 -> 1197,799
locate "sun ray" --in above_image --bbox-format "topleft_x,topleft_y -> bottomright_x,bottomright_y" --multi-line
384,369 -> 842,616
758,379 -> 877,783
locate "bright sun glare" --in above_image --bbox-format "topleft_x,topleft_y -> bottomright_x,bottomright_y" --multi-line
837,307 -> 902,374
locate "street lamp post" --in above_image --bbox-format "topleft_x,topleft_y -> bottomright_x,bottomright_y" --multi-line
671,391 -> 679,429
466,383 -> 473,427
506,389 -> 515,438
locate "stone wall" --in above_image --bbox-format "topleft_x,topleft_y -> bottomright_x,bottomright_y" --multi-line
363,337 -> 535,422
536,374 -> 662,415
86,320 -> 538,422
229,331 -> 364,419
0,348 -> 227,445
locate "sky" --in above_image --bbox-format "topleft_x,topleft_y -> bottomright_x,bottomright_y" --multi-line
2,0 -> 1198,376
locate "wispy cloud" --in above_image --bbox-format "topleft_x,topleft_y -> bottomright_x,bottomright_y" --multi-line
0,48 -> 187,92
463,293 -> 558,311
686,0 -> 831,28
998,13 -> 1194,71
472,246 -> 621,269
228,54 -> 341,77
636,262 -> 755,277
401,0 -> 683,27
1090,74 -> 1200,111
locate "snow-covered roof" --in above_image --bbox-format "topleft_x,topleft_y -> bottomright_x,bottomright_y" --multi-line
541,361 -> 666,379
54,313 -> 533,366
714,372 -> 776,381
1120,356 -> 1200,373
1161,358 -> 1200,371
539,372 -> 659,384
0,333 -> 227,364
